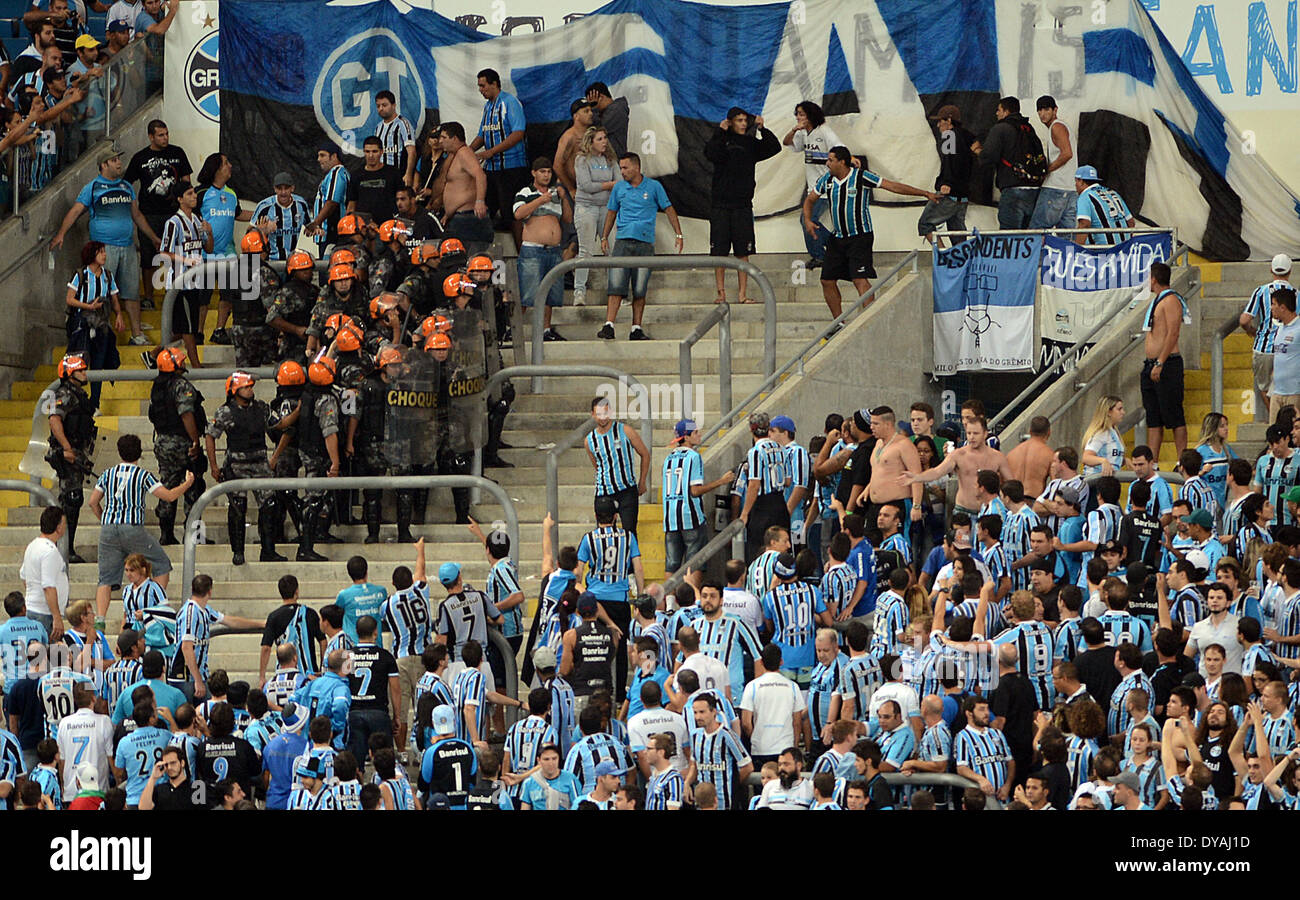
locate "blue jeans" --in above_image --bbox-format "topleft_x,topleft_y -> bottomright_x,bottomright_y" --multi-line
30,612 -> 54,636
517,244 -> 564,308
348,708 -> 392,766
665,525 -> 709,575
1030,187 -> 1077,229
802,195 -> 830,261
997,186 -> 1040,229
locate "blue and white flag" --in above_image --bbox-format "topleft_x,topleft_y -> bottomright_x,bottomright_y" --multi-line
1038,233 -> 1172,371
932,231 -> 1041,374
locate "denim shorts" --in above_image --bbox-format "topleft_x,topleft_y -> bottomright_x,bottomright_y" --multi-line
517,243 -> 564,308
105,242 -> 141,301
606,238 -> 654,298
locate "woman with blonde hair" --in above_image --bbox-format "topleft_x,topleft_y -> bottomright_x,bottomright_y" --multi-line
1193,411 -> 1238,510
572,126 -> 622,306
1080,395 -> 1126,478
904,584 -> 931,626
120,552 -> 169,632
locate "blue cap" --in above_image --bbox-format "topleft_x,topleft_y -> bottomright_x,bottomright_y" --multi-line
577,591 -> 599,615
1074,165 -> 1100,182
319,139 -> 343,158
432,704 -> 456,735
438,561 -> 461,587
673,419 -> 698,442
107,18 -> 130,32
427,792 -> 452,809
294,755 -> 325,779
773,552 -> 797,579
770,415 -> 796,435
594,760 -> 625,777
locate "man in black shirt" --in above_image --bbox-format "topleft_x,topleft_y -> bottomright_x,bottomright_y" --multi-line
989,643 -> 1037,786
978,96 -> 1042,229
395,185 -> 441,246
1196,700 -> 1237,800
195,703 -> 260,806
1119,480 -> 1162,570
348,136 -> 404,223
346,615 -> 400,764
259,574 -> 326,684
1028,558 -> 1060,622
919,104 -> 978,248
125,119 -> 192,307
704,107 -> 780,304
1071,618 -> 1120,714
139,745 -> 205,810
1145,626 -> 1195,717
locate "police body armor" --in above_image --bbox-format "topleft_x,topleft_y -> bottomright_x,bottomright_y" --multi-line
357,373 -> 387,447
570,619 -> 616,697
149,374 -> 207,436
48,382 -> 95,456
233,263 -> 279,326
224,399 -> 267,454
297,384 -> 328,457
279,279 -> 315,328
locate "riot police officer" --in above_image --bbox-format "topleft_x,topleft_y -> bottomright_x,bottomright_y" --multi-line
365,293 -> 404,358
296,355 -> 342,561
267,250 -> 316,362
425,332 -> 471,524
267,360 -> 306,543
331,323 -> 369,527
45,354 -> 96,562
231,230 -> 279,369
372,219 -> 412,296
204,371 -> 286,565
435,238 -> 469,294
307,264 -> 366,356
334,216 -> 373,283
149,347 -> 207,545
467,253 -> 510,344
396,241 -> 442,319
349,346 -> 406,543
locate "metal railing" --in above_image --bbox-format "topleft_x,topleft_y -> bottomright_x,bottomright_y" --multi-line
986,234 -> 1184,434
527,256 -> 777,393
697,249 -> 921,446
182,475 -> 520,591
740,769 -> 1001,809
0,479 -> 66,557
945,226 -> 1178,244
1211,314 -> 1269,424
661,518 -> 745,594
679,302 -> 731,421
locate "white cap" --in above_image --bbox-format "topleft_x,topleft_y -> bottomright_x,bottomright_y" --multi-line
75,763 -> 101,791
1272,253 -> 1293,276
1184,548 -> 1211,576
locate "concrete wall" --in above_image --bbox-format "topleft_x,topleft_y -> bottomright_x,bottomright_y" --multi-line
999,265 -> 1203,449
699,271 -> 939,476
0,97 -> 163,399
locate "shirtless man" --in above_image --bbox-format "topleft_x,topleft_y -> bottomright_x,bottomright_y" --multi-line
1005,415 -> 1055,498
900,416 -> 1012,516
1141,261 -> 1187,459
554,100 -> 595,195
436,121 -> 493,247
851,407 -> 922,535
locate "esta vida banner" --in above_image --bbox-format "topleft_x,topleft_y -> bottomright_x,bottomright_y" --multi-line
932,231 -> 1042,374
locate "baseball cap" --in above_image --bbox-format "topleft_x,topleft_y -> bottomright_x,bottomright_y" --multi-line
928,103 -> 961,122
1028,558 -> 1054,574
74,34 -> 100,50
43,66 -> 65,82
319,139 -> 342,158
1074,165 -> 1101,182
594,760 -> 624,777
431,704 -> 456,735
1183,548 -> 1211,575
1182,672 -> 1206,688
1110,769 -> 1140,791
279,701 -> 307,733
1180,508 -> 1214,530
106,18 -> 130,32
770,415 -> 796,435
773,552 -> 797,579
426,792 -> 452,809
272,171 -> 294,187
532,646 -> 557,670
295,755 -> 325,779
569,98 -> 595,115
437,561 -> 461,587
576,590 -> 599,615
1285,485 -> 1300,505
594,496 -> 617,520
97,147 -> 123,166
1272,253 -> 1293,276
1057,485 -> 1081,510
672,418 -> 698,443
1098,540 -> 1122,555
749,411 -> 770,434
75,763 -> 101,791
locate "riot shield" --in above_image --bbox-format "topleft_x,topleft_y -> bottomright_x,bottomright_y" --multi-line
446,305 -> 487,451
385,346 -> 441,468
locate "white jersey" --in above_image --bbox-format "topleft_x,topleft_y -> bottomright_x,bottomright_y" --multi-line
757,775 -> 816,809
722,587 -> 764,634
627,706 -> 691,773
676,653 -> 731,701
55,707 -> 114,798
38,668 -> 93,739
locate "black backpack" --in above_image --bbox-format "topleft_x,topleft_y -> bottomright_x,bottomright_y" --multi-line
1001,115 -> 1048,186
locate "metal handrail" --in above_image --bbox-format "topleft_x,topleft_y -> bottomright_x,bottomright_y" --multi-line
945,226 -> 1175,240
987,237 -> 1186,434
740,769 -> 1001,809
679,302 -> 731,421
528,255 -> 777,393
182,475 -> 520,592
0,232 -> 50,284
1211,313 -> 1267,423
160,258 -> 259,345
546,420 -> 595,550
1048,333 -> 1146,426
662,518 -> 745,594
698,249 -> 920,446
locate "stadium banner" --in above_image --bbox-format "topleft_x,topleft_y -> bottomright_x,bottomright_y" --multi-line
932,231 -> 1041,374
163,0 -> 221,163
215,0 -> 1300,259
1037,232 -> 1173,372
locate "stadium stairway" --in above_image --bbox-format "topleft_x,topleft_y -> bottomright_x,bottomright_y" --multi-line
0,250 -> 848,686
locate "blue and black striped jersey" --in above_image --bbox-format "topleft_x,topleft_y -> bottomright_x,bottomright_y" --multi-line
564,732 -> 636,794
586,421 -> 637,496
953,725 -> 1012,790
645,767 -> 685,810
382,582 -> 431,659
662,446 -> 706,531
689,725 -> 751,809
745,438 -> 789,496
251,194 -> 309,260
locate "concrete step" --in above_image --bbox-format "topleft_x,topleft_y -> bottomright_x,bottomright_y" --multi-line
522,316 -> 829,342
1201,281 -> 1279,298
